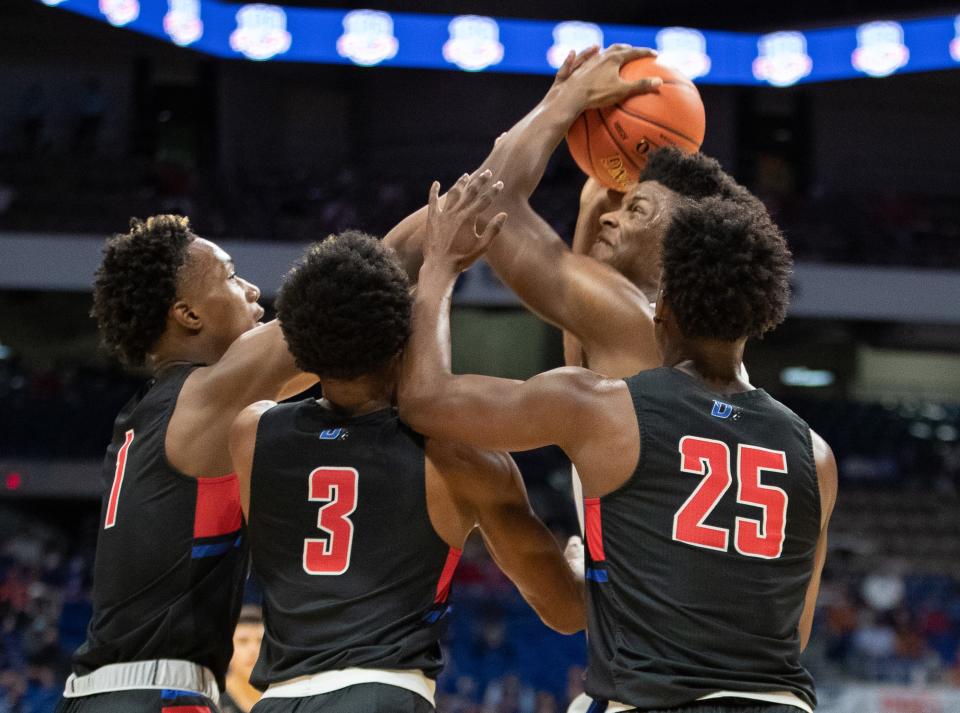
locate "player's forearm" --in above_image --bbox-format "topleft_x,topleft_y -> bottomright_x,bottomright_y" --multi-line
478,86 -> 584,202
399,262 -> 459,430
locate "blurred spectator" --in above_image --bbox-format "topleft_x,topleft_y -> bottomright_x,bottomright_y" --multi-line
221,605 -> 264,713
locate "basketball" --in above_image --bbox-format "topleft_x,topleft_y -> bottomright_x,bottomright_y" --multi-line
566,56 -> 706,191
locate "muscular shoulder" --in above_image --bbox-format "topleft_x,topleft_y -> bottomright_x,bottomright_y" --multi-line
425,439 -> 514,485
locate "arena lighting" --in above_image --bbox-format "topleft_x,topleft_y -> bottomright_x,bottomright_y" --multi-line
4,472 -> 23,491
779,367 -> 836,387
40,0 -> 960,84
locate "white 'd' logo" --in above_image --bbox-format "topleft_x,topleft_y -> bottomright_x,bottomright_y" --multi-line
100,0 -> 139,27
952,16 -> 960,62
336,9 -> 398,67
852,21 -> 909,77
656,27 -> 711,80
547,21 -> 603,69
443,15 -> 504,71
753,32 -> 813,87
164,0 -> 203,47
230,4 -> 291,61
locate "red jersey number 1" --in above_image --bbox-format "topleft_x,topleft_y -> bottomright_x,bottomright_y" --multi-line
303,467 -> 359,575
104,429 -> 134,529
674,436 -> 788,559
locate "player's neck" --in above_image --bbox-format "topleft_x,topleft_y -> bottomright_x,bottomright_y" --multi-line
149,334 -> 225,372
666,339 -> 750,394
319,372 -> 396,417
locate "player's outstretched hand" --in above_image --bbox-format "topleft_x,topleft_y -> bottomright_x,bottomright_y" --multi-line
553,44 -> 661,110
424,169 -> 507,273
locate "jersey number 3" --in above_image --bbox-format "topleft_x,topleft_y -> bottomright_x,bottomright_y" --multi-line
674,436 -> 788,559
303,467 -> 359,575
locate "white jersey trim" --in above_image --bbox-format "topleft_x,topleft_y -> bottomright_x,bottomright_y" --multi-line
698,689 -> 812,712
260,667 -> 435,705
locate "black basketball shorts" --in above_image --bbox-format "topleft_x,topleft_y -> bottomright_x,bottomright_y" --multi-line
252,683 -> 435,713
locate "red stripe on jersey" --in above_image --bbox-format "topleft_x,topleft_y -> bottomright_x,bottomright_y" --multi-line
194,473 -> 243,539
434,547 -> 462,603
584,497 -> 606,562
161,707 -> 210,713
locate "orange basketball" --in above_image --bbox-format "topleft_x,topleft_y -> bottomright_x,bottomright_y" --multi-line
566,56 -> 706,192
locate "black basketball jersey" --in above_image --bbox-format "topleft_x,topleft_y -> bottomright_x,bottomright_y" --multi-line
72,364 -> 248,689
247,400 -> 459,690
584,368 -> 820,710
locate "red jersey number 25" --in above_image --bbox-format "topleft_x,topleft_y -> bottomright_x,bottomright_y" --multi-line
673,436 -> 788,559
303,467 -> 359,575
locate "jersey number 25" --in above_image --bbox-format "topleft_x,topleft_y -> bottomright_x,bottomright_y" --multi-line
303,467 -> 358,575
673,436 -> 788,559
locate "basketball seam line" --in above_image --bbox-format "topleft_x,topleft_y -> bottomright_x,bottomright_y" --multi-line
597,110 -> 645,173
582,112 -> 595,177
613,103 -> 701,148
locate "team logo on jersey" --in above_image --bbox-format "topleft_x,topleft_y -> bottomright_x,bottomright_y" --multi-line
336,9 -> 399,67
655,27 -> 711,80
952,16 -> 960,63
99,0 -> 139,27
710,400 -> 742,420
443,15 -> 504,72
318,427 -> 348,441
229,4 -> 291,61
752,31 -> 812,87
852,21 -> 909,78
547,21 -> 604,69
163,0 -> 203,47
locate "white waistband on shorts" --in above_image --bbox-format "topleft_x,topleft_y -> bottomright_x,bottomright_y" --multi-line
62,659 -> 219,704
698,690 -> 812,712
261,667 -> 435,706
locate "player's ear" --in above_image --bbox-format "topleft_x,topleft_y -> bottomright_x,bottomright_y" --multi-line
170,300 -> 202,333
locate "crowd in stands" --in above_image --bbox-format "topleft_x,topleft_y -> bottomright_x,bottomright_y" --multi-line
1,137 -> 958,269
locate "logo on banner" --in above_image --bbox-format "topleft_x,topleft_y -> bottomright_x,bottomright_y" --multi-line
655,27 -> 711,80
547,21 -> 604,69
443,15 -> 504,71
952,16 -> 960,62
752,31 -> 813,86
99,0 -> 139,27
163,0 -> 203,47
336,9 -> 399,67
852,21 -> 909,77
230,4 -> 291,61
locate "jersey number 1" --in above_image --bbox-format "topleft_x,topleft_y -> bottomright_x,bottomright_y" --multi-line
104,429 -> 134,529
673,436 -> 788,559
303,467 -> 358,575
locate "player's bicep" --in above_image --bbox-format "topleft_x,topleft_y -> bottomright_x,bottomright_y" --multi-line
402,369 -> 592,455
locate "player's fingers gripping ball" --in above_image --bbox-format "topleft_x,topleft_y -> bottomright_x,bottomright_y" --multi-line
567,56 -> 706,191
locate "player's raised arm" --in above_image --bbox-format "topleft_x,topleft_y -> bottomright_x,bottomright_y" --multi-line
427,441 -> 585,634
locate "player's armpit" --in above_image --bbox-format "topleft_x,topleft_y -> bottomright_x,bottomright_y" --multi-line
798,430 -> 838,651
228,401 -> 275,519
431,442 -> 585,634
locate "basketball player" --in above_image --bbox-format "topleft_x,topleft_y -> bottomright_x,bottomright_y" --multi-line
58,216 -> 315,713
398,186 -> 837,713
229,179 -> 584,713
385,45 -> 769,535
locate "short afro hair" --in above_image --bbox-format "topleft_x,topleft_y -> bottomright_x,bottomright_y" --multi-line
92,215 -> 194,366
276,231 -> 411,380
640,147 -> 751,203
661,196 -> 792,341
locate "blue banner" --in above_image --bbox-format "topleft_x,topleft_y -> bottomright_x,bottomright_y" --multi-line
40,0 -> 960,85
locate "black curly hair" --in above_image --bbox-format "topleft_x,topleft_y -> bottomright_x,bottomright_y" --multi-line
91,215 -> 194,366
661,196 -> 792,341
276,230 -> 411,380
640,147 -> 753,204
